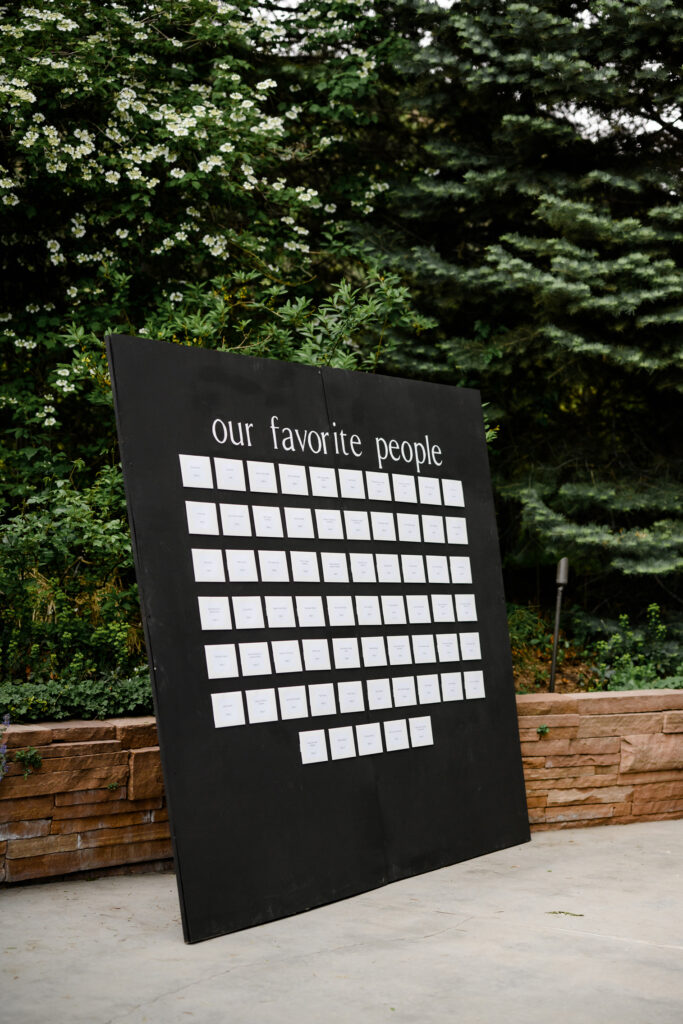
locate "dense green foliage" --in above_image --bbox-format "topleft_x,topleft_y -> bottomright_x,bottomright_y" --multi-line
594,604 -> 683,689
0,0 -> 430,701
362,0 -> 683,587
1,0 -> 681,719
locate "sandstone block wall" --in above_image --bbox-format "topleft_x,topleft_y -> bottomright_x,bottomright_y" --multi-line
2,691 -> 682,883
517,691 -> 683,829
0,718 -> 171,883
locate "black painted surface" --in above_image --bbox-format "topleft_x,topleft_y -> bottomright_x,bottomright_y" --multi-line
107,334 -> 529,943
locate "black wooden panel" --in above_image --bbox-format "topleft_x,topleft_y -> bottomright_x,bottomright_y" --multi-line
107,334 -> 529,943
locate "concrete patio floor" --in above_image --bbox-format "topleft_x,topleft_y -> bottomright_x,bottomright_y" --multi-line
2,818 -> 682,1024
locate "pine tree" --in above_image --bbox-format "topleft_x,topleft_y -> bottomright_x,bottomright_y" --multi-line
365,0 -> 683,597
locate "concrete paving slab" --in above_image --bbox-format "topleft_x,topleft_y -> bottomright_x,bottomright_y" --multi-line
2,819 -> 682,1024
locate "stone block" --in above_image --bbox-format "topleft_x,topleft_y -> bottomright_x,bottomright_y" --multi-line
79,820 -> 170,849
4,724 -> 53,749
515,695 -> 579,716
522,756 -> 546,768
546,785 -> 633,807
525,774 -> 619,793
52,797 -> 162,819
520,739 -> 571,757
620,733 -> 683,773
574,692 -> 683,714
615,769 -> 683,785
48,721 -> 117,742
0,764 -> 128,800
613,810 -> 683,826
518,727 -> 578,743
4,750 -> 128,777
631,796 -> 683,815
577,713 -> 663,738
50,809 -> 167,835
33,740 -> 122,759
611,801 -> 632,815
543,803 -> 614,823
114,717 -> 158,749
523,764 -> 597,781
569,737 -> 621,754
525,794 -> 547,809
663,711 -> 683,734
4,837 -> 173,883
7,832 -> 79,859
0,795 -> 54,821
128,747 -> 164,800
517,714 -> 581,730
546,752 -> 619,768
54,786 -> 127,806
0,819 -> 51,841
629,780 -> 683,802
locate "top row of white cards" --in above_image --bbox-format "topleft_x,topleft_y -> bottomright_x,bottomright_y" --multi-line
179,454 -> 465,508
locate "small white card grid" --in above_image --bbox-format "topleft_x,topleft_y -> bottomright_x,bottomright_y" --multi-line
202,626 -> 479,675
192,552 -> 473,585
180,455 -> 465,509
183,453 -> 481,752
205,506 -> 461,545
192,548 -> 471,587
210,671 -> 472,728
299,715 -> 435,762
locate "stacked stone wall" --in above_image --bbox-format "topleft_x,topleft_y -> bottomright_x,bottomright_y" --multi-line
517,691 -> 683,829
2,691 -> 682,883
0,718 -> 170,883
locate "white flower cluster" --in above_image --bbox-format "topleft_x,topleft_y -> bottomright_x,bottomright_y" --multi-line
53,367 -> 76,394
201,234 -> 229,257
241,163 -> 258,190
23,7 -> 78,32
46,239 -> 65,265
71,214 -> 86,238
197,154 -> 223,173
295,186 -> 319,204
0,0 -> 386,320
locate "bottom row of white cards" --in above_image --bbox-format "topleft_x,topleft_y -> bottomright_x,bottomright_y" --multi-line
211,670 -> 485,729
300,717 -> 434,763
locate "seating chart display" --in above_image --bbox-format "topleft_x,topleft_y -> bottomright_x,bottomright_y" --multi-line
107,334 -> 529,943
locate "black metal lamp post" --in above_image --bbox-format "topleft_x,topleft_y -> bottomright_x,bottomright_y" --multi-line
549,557 -> 569,693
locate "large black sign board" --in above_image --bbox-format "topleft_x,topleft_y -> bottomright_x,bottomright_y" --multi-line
106,334 -> 529,943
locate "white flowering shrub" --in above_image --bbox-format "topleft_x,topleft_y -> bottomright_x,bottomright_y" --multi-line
0,0 -> 432,702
